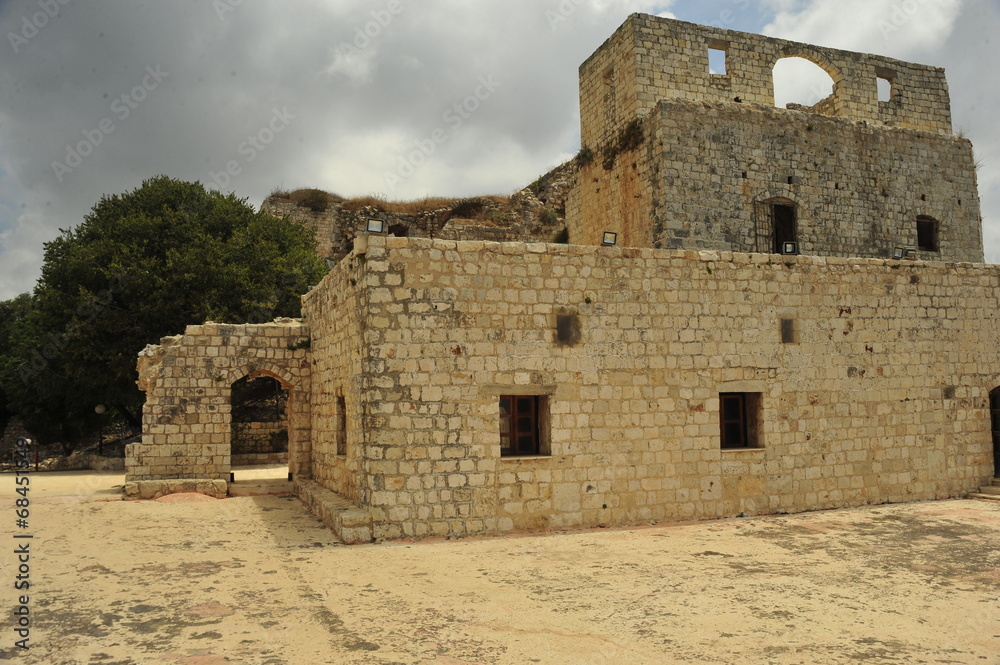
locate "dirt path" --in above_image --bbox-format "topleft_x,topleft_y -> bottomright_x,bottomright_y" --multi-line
2,472 -> 998,664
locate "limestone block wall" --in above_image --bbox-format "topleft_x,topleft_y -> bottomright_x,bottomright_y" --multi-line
580,14 -> 953,150
127,320 -> 311,481
572,15 -> 980,260
645,100 -> 982,260
320,235 -> 998,539
567,113 -> 659,248
302,249 -> 368,502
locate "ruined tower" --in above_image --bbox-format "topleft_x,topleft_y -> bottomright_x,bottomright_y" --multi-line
566,15 -> 983,262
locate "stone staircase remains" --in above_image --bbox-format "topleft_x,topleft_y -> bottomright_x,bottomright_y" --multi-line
227,478 -> 294,497
969,477 -> 1000,501
294,478 -> 373,544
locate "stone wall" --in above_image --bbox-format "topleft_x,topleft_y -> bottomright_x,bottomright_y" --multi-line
580,15 -> 953,150
126,320 -> 311,482
302,246 -> 368,502
306,235 -> 998,539
261,177 -> 574,262
570,15 -> 982,262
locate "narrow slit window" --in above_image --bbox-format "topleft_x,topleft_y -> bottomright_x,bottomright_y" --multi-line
780,318 -> 798,344
335,395 -> 347,456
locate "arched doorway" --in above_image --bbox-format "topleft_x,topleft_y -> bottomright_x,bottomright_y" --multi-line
773,56 -> 836,111
230,373 -> 290,482
991,388 -> 1000,477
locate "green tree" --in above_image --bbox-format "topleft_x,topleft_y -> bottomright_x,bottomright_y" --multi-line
2,176 -> 325,447
0,294 -> 35,435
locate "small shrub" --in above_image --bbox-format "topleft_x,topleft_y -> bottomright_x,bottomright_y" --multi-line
528,175 -> 545,195
540,207 -> 559,226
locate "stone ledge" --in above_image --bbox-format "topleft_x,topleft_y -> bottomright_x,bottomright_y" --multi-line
294,478 -> 373,545
123,479 -> 228,500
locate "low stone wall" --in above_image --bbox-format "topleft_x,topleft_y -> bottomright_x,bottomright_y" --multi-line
231,452 -> 288,467
123,479 -> 228,500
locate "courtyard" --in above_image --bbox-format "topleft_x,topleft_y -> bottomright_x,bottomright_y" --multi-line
2,471 -> 998,664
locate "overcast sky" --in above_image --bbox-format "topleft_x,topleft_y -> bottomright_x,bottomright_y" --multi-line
1,0 -> 997,300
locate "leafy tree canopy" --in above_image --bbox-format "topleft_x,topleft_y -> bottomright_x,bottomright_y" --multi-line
0,175 -> 325,447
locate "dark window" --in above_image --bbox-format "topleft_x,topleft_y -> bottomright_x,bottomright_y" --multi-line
991,388 -> 1000,476
780,318 -> 798,344
773,204 -> 797,254
336,395 -> 347,456
556,313 -> 581,347
916,216 -> 939,252
720,393 -> 761,449
500,395 -> 546,457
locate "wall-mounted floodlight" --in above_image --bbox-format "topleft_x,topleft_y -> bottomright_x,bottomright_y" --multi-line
601,231 -> 618,246
904,247 -> 917,259
781,242 -> 798,255
892,247 -> 905,260
366,219 -> 386,234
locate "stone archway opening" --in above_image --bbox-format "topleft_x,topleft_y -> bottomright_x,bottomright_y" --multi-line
773,55 -> 837,112
230,373 -> 290,482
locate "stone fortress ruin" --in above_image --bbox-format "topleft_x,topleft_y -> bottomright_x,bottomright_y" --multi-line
126,15 -> 1000,543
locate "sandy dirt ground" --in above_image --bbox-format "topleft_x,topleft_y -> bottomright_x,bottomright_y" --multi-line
1,470 -> 998,665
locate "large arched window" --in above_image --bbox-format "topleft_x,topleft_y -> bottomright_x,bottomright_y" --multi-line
773,56 -> 836,110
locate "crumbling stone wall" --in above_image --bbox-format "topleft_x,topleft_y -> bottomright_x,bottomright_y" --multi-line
261,181 -> 573,261
126,320 -> 311,482
580,14 -> 953,149
570,15 -> 982,262
305,235 -> 999,540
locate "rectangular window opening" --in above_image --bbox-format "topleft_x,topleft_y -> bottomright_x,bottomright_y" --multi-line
875,67 -> 896,103
877,77 -> 893,102
708,48 -> 728,75
335,395 -> 347,457
720,392 -> 762,449
500,395 -> 550,457
780,318 -> 798,344
916,217 -> 939,252
773,204 -> 797,254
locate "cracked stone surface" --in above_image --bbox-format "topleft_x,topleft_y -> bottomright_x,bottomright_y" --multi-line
2,472 -> 998,664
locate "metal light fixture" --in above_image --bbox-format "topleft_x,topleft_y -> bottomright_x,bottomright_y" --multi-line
904,247 -> 917,259
781,242 -> 798,255
601,231 -> 618,246
892,246 -> 905,260
95,404 -> 106,455
366,219 -> 386,234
